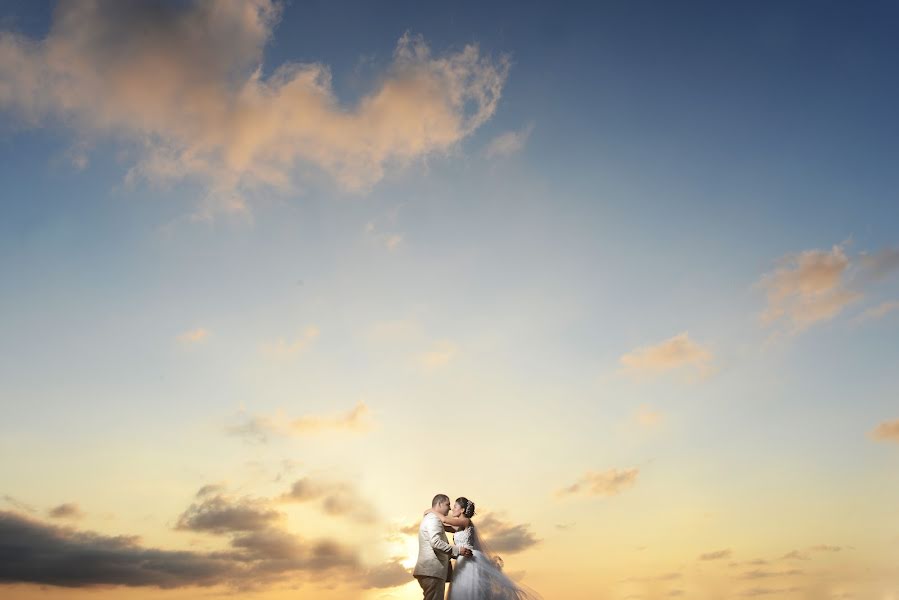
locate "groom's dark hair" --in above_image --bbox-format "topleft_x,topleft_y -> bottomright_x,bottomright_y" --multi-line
431,493 -> 450,507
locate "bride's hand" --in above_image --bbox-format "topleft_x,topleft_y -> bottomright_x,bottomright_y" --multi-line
423,508 -> 435,517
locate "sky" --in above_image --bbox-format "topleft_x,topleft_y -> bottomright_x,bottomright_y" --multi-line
1,1 -> 898,599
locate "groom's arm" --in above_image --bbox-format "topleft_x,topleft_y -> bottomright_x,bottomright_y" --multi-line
424,515 -> 460,557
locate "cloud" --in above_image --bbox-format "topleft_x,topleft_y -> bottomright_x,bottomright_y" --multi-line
739,587 -> 802,597
739,568 -> 804,579
365,222 -> 404,251
808,544 -> 842,553
177,327 -> 210,343
226,401 -> 374,443
622,571 -> 682,583
277,477 -> 369,521
854,300 -> 899,323
729,559 -> 770,567
0,509 -> 241,588
780,549 -> 810,560
485,122 -> 534,159
399,522 -> 421,536
196,483 -> 228,498
174,494 -> 284,534
756,242 -> 862,333
635,404 -> 663,427
419,340 -> 457,369
475,514 -> 540,554
361,559 -> 411,589
857,247 -> 899,283
1,486 -> 408,593
47,502 -> 84,520
557,467 -> 639,498
619,332 -> 712,379
260,325 -> 320,357
869,419 -> 899,443
0,1 -> 510,214
3,495 -> 37,514
699,549 -> 732,561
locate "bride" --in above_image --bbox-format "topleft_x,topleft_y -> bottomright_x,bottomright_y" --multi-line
425,497 -> 542,600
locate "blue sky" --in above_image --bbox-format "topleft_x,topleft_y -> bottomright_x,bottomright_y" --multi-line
1,2 -> 898,599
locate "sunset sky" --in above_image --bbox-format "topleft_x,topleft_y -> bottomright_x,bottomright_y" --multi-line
1,2 -> 898,599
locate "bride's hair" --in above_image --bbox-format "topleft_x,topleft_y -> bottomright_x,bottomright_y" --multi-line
455,497 -> 476,518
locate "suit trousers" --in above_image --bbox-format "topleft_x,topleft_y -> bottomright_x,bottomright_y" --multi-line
416,575 -> 446,600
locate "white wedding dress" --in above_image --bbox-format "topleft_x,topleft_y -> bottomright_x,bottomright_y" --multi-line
448,523 -> 542,600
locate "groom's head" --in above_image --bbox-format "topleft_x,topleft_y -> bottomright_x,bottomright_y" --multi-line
431,493 -> 451,516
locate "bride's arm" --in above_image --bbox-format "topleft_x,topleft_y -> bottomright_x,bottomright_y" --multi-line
435,514 -> 470,528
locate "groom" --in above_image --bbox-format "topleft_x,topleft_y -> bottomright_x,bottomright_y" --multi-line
413,493 -> 472,600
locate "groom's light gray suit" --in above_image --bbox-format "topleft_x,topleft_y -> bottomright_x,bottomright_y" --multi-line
413,513 -> 461,600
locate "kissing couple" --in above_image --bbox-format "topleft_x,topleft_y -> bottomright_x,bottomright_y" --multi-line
412,493 -> 542,600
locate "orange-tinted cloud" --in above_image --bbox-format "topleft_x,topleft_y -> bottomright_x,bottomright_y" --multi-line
177,327 -> 209,344
869,419 -> 899,443
757,243 -> 860,333
419,340 -> 457,369
227,401 -> 374,443
557,467 -> 639,498
635,404 -> 663,427
0,1 -> 509,214
620,332 -> 712,378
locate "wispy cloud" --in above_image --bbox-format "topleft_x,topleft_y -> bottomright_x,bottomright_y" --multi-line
485,122 -> 534,159
419,340 -> 457,369
739,587 -> 802,597
620,332 -> 712,380
227,401 -> 374,443
621,571 -> 682,583
635,404 -> 663,427
869,419 -> 899,443
853,300 -> 899,324
365,222 -> 404,251
557,468 -> 639,498
738,568 -> 804,579
699,548 -> 732,561
3,495 -> 37,514
857,247 -> 899,283
0,1 -> 510,214
177,327 -> 210,344
260,325 -> 320,357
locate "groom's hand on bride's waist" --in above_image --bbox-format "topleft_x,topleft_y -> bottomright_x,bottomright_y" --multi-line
459,547 -> 473,556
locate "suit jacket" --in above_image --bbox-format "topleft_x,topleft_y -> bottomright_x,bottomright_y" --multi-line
412,513 -> 459,581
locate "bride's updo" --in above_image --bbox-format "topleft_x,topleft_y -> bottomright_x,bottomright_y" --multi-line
455,497 -> 476,518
